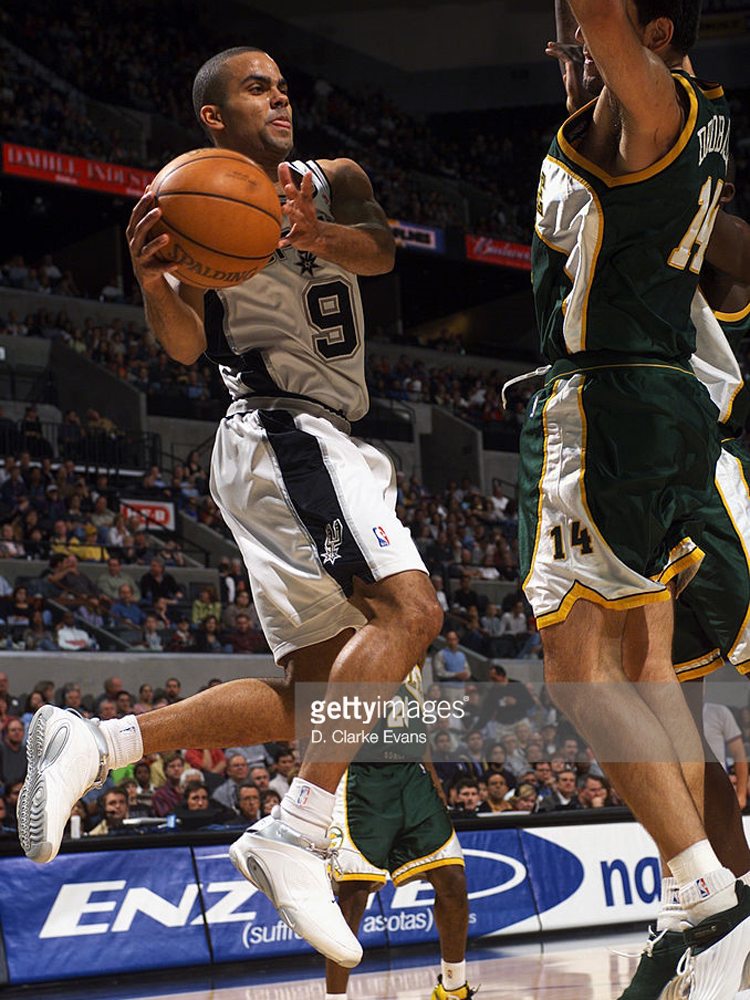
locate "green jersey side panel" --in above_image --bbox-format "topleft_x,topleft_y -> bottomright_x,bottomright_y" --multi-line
533,73 -> 730,363
717,303 -> 750,437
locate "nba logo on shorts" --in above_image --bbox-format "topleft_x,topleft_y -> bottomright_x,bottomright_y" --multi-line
696,877 -> 710,899
295,784 -> 311,807
373,526 -> 390,547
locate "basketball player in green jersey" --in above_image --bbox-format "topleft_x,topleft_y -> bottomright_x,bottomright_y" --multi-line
548,12 -> 750,993
522,1 -> 750,994
325,665 -> 473,1000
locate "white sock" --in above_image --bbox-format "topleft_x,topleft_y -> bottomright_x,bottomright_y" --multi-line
99,715 -> 144,770
280,777 -> 334,849
656,876 -> 686,932
441,959 -> 466,989
325,994 -> 347,1000
669,840 -> 736,923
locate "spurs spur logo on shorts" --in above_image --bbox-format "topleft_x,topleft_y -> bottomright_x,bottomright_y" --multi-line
321,519 -> 343,565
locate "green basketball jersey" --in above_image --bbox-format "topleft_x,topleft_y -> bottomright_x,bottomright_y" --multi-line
715,301 -> 750,437
533,72 -> 730,363
354,664 -> 427,764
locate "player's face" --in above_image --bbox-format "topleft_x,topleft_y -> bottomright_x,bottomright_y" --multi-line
574,25 -> 605,97
217,52 -> 294,163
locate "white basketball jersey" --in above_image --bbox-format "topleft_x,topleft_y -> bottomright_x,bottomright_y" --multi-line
204,159 -> 369,422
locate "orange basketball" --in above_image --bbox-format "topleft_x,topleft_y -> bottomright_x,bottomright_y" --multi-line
150,148 -> 281,289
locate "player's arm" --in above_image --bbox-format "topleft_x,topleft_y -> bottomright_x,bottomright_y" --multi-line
279,159 -> 395,276
546,0 -> 588,114
728,736 -> 748,811
127,190 -> 207,365
706,211 -> 750,285
569,0 -> 683,147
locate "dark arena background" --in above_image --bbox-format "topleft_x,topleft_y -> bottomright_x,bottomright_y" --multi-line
1,2 -> 750,998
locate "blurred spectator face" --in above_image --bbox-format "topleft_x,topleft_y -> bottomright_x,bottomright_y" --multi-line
501,734 -> 518,755
118,584 -> 134,603
0,798 -> 7,825
5,719 -> 24,747
186,786 -> 210,810
165,757 -> 184,785
458,784 -> 480,810
434,732 -> 452,754
235,614 -> 252,633
579,777 -> 606,806
238,786 -> 261,820
0,674 -> 8,696
144,615 -> 159,633
227,755 -> 249,782
103,791 -> 128,826
134,762 -> 151,788
165,678 -> 181,700
486,773 -> 509,804
6,781 -> 22,809
138,684 -> 153,704
105,677 -> 123,697
275,752 -> 295,777
563,738 -> 579,761
261,790 -> 280,816
108,558 -> 121,576
64,686 -> 82,709
250,767 -> 270,791
99,699 -> 117,721
445,631 -> 459,650
534,762 -> 553,786
550,755 -> 566,774
117,691 -> 134,715
150,559 -> 163,578
236,592 -> 251,608
514,784 -> 538,812
556,771 -> 577,797
466,731 -> 484,755
120,779 -> 139,805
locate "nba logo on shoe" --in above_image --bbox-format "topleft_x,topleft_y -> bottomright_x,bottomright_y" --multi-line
295,785 -> 311,807
697,877 -> 710,899
373,526 -> 390,547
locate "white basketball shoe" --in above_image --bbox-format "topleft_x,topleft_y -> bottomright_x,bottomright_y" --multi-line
229,812 -> 363,968
18,706 -> 109,863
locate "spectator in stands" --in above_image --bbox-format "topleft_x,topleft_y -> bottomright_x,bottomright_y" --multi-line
98,698 -> 118,721
116,691 -> 134,718
500,733 -> 530,778
703,702 -> 748,810
0,675 -> 19,717
195,615 -> 229,654
61,683 -> 90,717
476,772 -> 512,814
140,557 -> 183,605
429,574 -> 449,614
95,676 -> 123,709
167,617 -> 195,652
56,610 -> 97,650
249,765 -> 271,792
509,783 -> 539,813
450,574 -> 481,616
77,594 -> 107,631
268,749 -> 296,796
433,630 -> 470,687
47,553 -> 99,604
89,787 -> 129,836
476,663 -> 535,735
107,514 -> 129,549
0,523 -> 24,558
133,684 -> 154,715
23,610 -> 56,651
140,614 -> 164,651
134,760 -> 156,812
151,596 -> 173,629
261,789 -> 281,816
1,717 -> 26,786
164,677 -> 182,704
577,775 -> 612,810
498,600 -> 529,641
535,769 -> 581,813
227,612 -> 263,654
151,753 -> 185,817
221,589 -> 257,631
450,778 -> 482,818
185,745 -> 227,778
21,690 -> 44,736
212,753 -> 250,813
217,557 -> 236,605
110,583 -> 146,628
236,783 -> 262,824
173,781 -> 233,830
192,585 -> 221,625
96,557 -> 141,602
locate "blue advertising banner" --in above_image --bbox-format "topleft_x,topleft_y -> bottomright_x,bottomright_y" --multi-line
0,848 -> 209,984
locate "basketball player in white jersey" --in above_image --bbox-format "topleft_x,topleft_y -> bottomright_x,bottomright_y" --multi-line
18,47 -> 443,969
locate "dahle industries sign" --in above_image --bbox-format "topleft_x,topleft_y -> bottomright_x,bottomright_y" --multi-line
465,234 -> 531,271
0,822 -> 672,985
2,143 -> 154,198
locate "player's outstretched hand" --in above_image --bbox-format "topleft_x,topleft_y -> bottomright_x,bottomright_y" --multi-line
278,163 -> 323,252
126,189 -> 179,289
545,40 -> 587,114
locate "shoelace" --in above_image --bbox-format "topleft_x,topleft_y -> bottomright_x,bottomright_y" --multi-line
673,947 -> 695,999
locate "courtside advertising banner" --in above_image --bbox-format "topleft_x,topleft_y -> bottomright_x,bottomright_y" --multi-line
0,820 -> 683,983
388,219 -> 446,254
2,143 -> 154,198
465,234 -> 532,270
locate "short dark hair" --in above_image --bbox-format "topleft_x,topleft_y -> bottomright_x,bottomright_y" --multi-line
455,777 -> 480,793
192,47 -> 266,127
633,0 -> 702,54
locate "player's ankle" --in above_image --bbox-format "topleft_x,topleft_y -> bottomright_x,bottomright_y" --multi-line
99,715 -> 143,770
441,960 -> 467,990
280,777 -> 334,847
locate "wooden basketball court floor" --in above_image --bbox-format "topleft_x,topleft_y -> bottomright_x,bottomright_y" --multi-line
4,931 -> 650,1000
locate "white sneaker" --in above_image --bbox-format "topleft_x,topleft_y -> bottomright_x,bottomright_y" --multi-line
18,706 -> 109,863
229,813 -> 363,968
668,882 -> 750,999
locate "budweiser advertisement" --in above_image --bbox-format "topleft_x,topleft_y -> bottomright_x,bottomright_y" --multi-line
2,143 -> 155,198
119,499 -> 175,532
465,234 -> 531,271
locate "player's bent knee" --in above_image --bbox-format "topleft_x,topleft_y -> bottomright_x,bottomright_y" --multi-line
426,863 -> 467,901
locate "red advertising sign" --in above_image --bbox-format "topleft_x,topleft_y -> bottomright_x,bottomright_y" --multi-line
465,234 -> 532,271
120,499 -> 175,532
2,143 -> 155,198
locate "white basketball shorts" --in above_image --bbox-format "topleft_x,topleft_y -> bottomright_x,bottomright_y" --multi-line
210,400 -> 428,661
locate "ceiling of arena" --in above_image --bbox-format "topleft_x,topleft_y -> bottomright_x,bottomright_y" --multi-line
243,1 -> 554,71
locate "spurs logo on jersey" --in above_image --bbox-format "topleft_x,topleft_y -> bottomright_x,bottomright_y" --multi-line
203,160 -> 369,422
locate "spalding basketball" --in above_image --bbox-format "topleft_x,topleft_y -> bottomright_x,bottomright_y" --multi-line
150,148 -> 281,289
